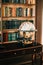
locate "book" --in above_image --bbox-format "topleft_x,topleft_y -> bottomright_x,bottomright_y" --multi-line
2,7 -> 5,17
8,33 -> 12,41
32,6 -> 35,16
12,33 -> 17,41
20,0 -> 24,4
12,8 -> 16,17
30,8 -> 33,16
8,7 -> 12,17
5,6 -> 8,17
16,7 -> 23,17
2,20 -> 6,29
27,8 -> 30,16
2,0 -> 9,3
32,0 -> 35,4
23,0 -> 26,4
3,32 -> 8,42
23,8 -> 28,16
12,0 -> 16,3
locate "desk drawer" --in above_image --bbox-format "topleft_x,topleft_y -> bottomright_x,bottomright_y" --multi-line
25,47 -> 42,54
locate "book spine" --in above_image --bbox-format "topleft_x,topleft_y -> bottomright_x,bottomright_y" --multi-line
12,8 -> 16,17
2,21 -> 6,29
8,33 -> 12,41
27,8 -> 30,16
24,0 -> 26,4
16,0 -> 19,3
2,0 -> 5,3
2,7 -> 5,17
8,7 -> 12,17
20,0 -> 24,4
5,6 -> 8,17
32,0 -> 35,4
3,32 -> 8,42
12,33 -> 17,41
9,0 -> 12,3
23,8 -> 26,16
6,32 -> 8,42
16,8 -> 19,17
30,8 -> 33,16
32,6 -> 35,16
19,7 -> 22,17
12,0 -> 16,3
26,8 -> 28,16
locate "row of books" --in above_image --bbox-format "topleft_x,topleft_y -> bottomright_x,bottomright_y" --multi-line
2,0 -> 35,4
2,7 -> 35,17
3,32 -> 19,42
2,19 -> 33,29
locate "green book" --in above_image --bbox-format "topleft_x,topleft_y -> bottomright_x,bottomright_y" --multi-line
12,33 -> 17,41
16,8 -> 19,17
5,7 -> 8,17
8,33 -> 12,41
30,8 -> 33,16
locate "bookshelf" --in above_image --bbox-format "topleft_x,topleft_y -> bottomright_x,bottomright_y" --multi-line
0,0 -> 36,44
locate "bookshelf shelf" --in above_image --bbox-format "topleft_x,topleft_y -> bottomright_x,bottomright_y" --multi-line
2,17 -> 35,20
2,3 -> 36,6
3,41 -> 18,44
2,4 -> 35,8
0,0 -> 36,44
3,29 -> 19,33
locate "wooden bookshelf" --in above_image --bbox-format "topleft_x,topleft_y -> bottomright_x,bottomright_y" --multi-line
0,0 -> 36,44
2,17 -> 35,20
2,3 -> 36,6
3,29 -> 19,33
3,41 -> 18,44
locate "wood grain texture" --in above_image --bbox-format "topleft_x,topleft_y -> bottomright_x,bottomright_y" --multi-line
36,0 -> 42,44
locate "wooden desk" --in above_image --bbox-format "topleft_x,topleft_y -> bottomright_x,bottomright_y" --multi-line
0,43 -> 42,65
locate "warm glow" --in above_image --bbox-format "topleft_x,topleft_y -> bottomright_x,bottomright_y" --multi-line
19,22 -> 36,40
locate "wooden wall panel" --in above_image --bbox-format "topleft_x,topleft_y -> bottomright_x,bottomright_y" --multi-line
36,0 -> 42,43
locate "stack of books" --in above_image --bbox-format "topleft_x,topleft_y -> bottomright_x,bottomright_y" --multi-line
2,6 -> 16,17
2,0 -> 26,4
2,19 -> 34,29
2,6 -> 35,17
3,32 -> 19,42
2,20 -> 20,29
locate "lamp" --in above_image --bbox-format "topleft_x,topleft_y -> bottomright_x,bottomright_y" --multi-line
18,21 -> 37,45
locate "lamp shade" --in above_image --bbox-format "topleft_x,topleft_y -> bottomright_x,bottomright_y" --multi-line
19,22 -> 36,32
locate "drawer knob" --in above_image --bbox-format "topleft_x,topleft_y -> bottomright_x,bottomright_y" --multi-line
34,49 -> 36,51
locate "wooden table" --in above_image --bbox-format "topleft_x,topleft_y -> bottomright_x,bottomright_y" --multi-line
0,43 -> 42,65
